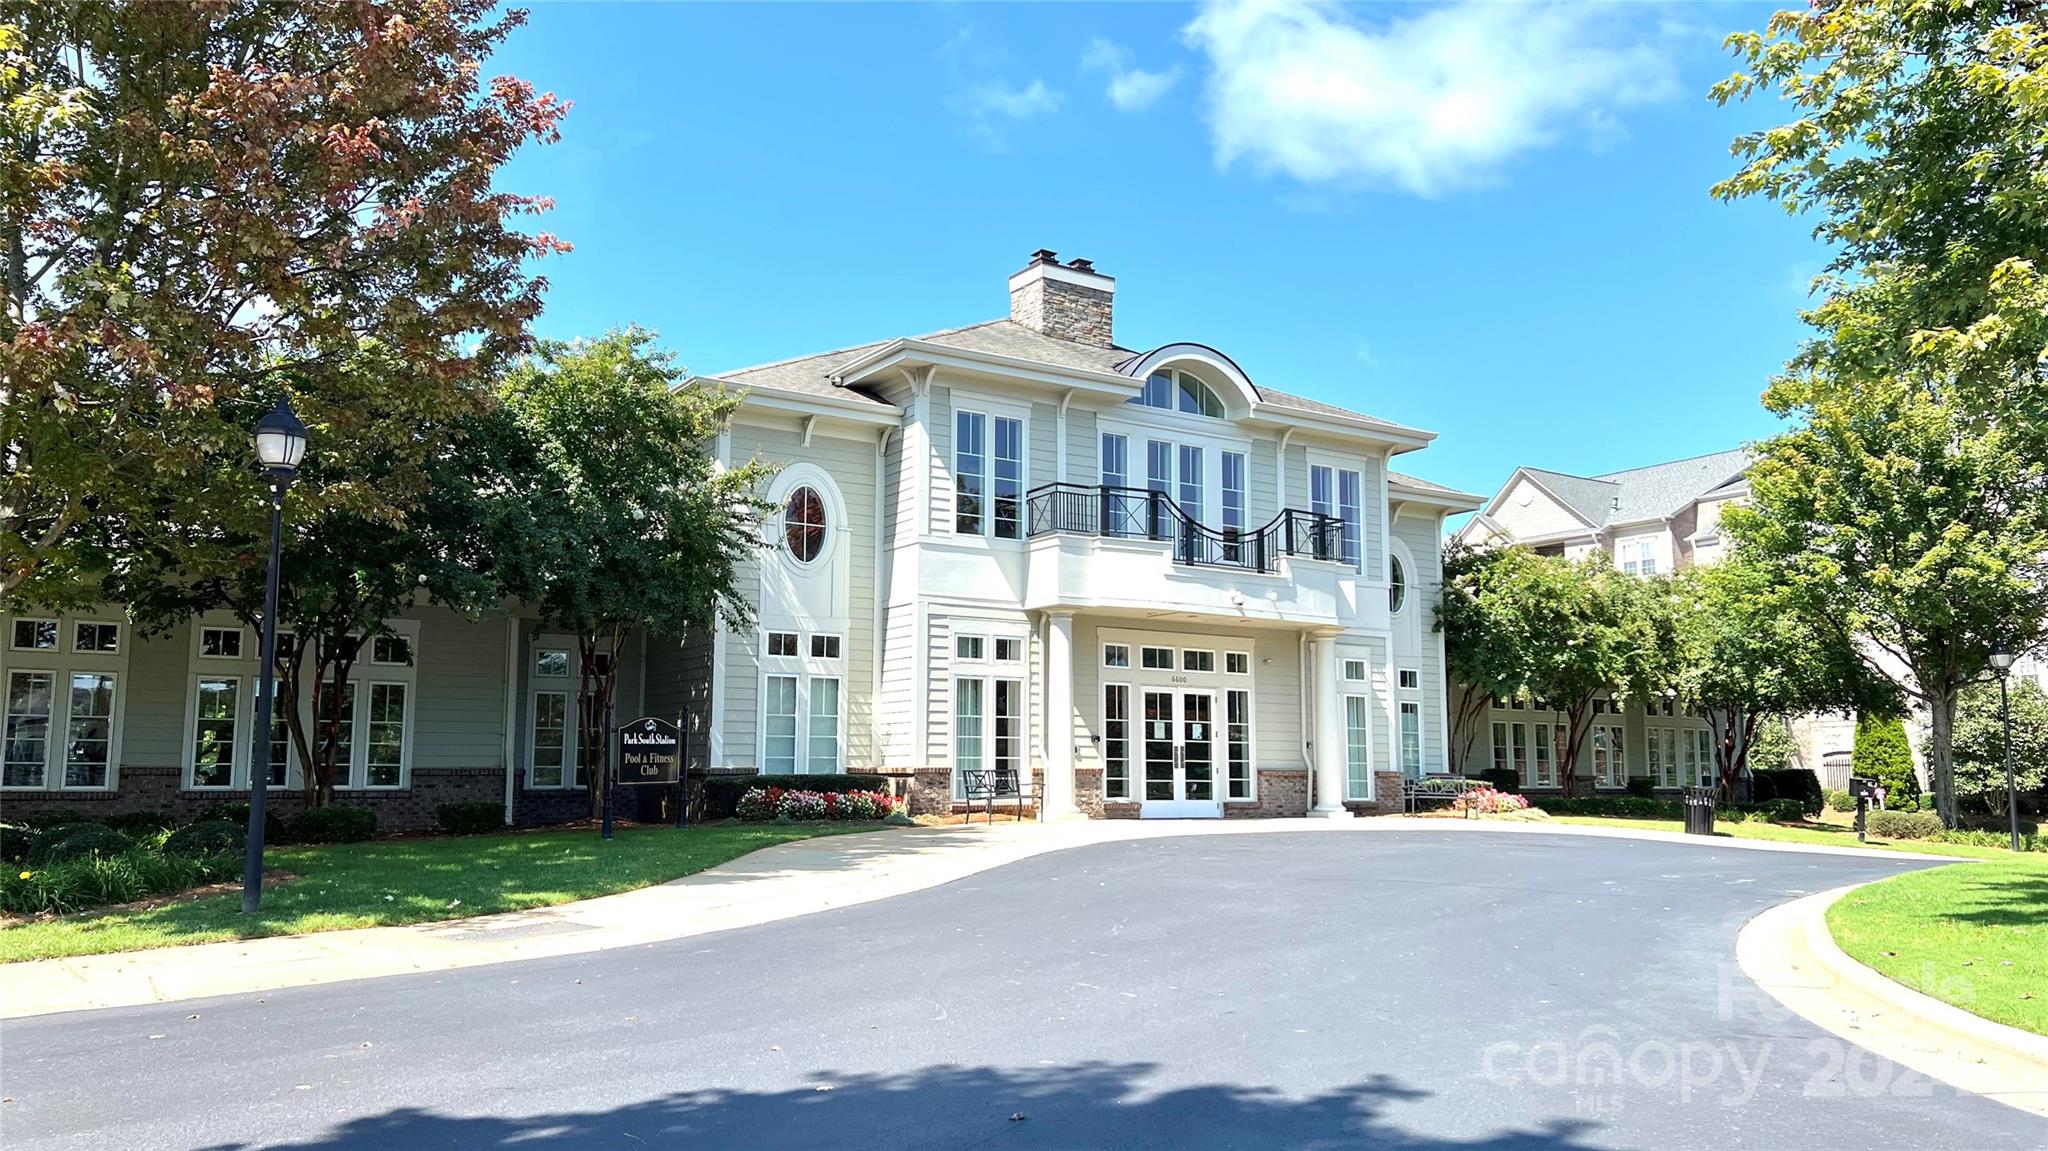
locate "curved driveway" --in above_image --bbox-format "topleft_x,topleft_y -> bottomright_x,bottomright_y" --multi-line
2,830 -> 2040,1150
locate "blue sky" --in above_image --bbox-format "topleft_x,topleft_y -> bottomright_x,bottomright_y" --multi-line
492,1 -> 1823,502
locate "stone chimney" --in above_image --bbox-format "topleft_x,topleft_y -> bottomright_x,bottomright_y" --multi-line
1008,249 -> 1115,347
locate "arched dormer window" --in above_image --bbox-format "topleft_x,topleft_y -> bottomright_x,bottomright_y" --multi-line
1132,370 -> 1225,418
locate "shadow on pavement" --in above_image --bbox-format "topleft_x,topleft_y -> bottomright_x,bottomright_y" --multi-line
203,1063 -> 1608,1150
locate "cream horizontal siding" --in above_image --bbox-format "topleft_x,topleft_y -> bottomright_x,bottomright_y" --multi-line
120,624 -> 190,766
1030,400 -> 1057,497
925,614 -> 952,765
877,604 -> 918,765
1491,477 -> 1591,539
403,605 -> 511,770
1070,621 -> 1305,782
1066,409 -> 1099,486
1249,436 -> 1279,524
928,385 -> 953,536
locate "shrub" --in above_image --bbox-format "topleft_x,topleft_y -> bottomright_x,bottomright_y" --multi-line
102,809 -> 179,835
436,801 -> 504,836
1853,716 -> 1919,805
1625,777 -> 1657,798
1746,718 -> 1799,774
1866,809 -> 1945,840
1536,797 -> 1683,820
1824,788 -> 1856,813
704,773 -> 890,819
1733,799 -> 1809,824
16,810 -> 99,830
733,786 -> 898,822
1749,769 -> 1823,816
25,823 -> 133,866
162,821 -> 247,859
0,823 -> 33,864
1930,829 -> 2047,853
195,802 -> 290,845
287,806 -> 377,844
2,849 -> 238,916
1475,768 -> 1521,794
1451,785 -> 1530,815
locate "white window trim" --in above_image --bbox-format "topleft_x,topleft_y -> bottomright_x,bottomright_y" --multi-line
1097,412 -> 1254,530
1225,651 -> 1251,676
757,627 -> 849,776
952,672 -> 1026,799
1139,645 -> 1175,671
358,678 -> 415,790
1224,684 -> 1257,803
70,619 -> 122,654
1343,691 -> 1374,801
1181,648 -> 1217,674
527,684 -> 577,789
196,624 -> 246,661
1103,643 -> 1131,669
1101,681 -> 1133,801
948,390 -> 1032,543
767,463 -> 849,570
1,612 -> 130,792
9,616 -> 58,653
1397,699 -> 1424,778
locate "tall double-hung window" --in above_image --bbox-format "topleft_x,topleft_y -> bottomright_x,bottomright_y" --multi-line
4,614 -> 124,792
955,410 -> 1023,539
1309,464 -> 1364,567
955,630 -> 1025,798
1221,451 -> 1247,561
760,628 -> 845,774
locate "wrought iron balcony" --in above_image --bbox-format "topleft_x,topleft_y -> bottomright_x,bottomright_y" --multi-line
1024,482 -> 1343,574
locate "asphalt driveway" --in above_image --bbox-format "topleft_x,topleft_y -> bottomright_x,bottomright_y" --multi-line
2,830 -> 2039,1149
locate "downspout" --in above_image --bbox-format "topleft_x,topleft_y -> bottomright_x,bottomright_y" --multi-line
1056,389 -> 1075,483
874,426 -> 894,772
1299,633 -> 1315,811
501,611 -> 519,826
1276,427 -> 1296,512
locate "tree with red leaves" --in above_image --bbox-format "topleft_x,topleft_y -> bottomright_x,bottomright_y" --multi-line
0,0 -> 570,608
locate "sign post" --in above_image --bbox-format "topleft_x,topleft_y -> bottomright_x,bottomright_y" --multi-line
675,707 -> 690,830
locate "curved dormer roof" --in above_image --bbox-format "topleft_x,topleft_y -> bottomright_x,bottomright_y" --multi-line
1115,343 -> 1264,410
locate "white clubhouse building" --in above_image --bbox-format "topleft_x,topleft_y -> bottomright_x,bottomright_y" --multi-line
0,252 -> 1480,827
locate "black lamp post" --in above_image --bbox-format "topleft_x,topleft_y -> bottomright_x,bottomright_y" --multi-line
1989,642 -> 2021,853
243,400 -> 308,914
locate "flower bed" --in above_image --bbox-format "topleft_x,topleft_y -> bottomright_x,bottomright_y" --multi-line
734,786 -> 899,822
1451,785 -> 1532,816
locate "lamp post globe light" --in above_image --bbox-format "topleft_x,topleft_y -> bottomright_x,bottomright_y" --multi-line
1989,642 -> 2020,853
243,400 -> 307,914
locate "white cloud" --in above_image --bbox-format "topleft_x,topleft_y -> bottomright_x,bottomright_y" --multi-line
941,26 -> 1062,148
1081,37 -> 1182,111
1182,0 -> 1676,196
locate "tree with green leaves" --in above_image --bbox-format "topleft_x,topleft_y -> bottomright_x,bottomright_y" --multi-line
1853,715 -> 1920,807
1668,558 -> 1896,801
1,0 -> 568,609
1949,678 -> 2048,818
1714,0 -> 2048,826
481,328 -> 770,820
1438,543 -> 1542,774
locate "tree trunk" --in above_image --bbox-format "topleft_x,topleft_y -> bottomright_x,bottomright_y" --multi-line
1925,687 -> 1959,828
580,628 -> 626,822
1451,684 -> 1488,774
1559,702 -> 1594,793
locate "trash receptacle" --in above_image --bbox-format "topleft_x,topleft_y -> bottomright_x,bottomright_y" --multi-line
1682,786 -> 1716,835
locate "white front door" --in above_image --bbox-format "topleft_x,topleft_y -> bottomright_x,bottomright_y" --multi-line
1139,687 -> 1224,819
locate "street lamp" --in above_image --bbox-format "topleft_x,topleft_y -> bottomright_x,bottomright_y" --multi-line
1989,642 -> 2021,853
243,400 -> 307,914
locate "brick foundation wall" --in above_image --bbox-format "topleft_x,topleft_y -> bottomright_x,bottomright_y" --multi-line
1225,768 -> 1308,818
1,765 -> 503,833
908,768 -> 953,816
1342,771 -> 1411,816
1074,768 -> 1104,818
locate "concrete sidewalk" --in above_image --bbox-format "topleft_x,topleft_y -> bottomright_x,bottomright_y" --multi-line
0,815 -> 1967,1020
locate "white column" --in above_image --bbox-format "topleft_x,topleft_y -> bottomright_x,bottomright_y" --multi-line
1309,633 -> 1350,817
1042,611 -> 1082,819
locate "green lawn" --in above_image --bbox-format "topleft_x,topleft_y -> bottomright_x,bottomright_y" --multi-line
1827,855 -> 2048,1037
0,823 -> 874,964
1543,815 -> 2017,860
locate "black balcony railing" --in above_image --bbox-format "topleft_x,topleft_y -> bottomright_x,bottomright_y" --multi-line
1024,482 -> 1343,574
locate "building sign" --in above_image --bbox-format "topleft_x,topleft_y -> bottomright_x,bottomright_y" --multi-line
616,716 -> 682,784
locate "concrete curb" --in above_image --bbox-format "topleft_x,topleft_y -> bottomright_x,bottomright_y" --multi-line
0,815 -> 1974,1021
1736,884 -> 2048,1117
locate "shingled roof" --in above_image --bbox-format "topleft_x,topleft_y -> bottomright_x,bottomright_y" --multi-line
1517,449 -> 1754,529
708,318 -> 1418,433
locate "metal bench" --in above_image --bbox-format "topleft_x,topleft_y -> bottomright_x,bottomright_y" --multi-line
1402,776 -> 1486,815
959,768 -> 1028,824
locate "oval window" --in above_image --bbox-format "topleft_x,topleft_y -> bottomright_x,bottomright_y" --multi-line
783,486 -> 827,563
1389,554 -> 1407,614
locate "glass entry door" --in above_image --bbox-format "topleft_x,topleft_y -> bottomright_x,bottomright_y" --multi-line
1139,688 -> 1223,819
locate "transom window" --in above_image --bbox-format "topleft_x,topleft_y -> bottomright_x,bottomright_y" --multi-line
1140,646 -> 1174,670
766,632 -> 800,658
10,619 -> 56,651
536,647 -> 573,676
1398,668 -> 1419,690
1103,643 -> 1130,668
1182,649 -> 1215,673
1343,658 -> 1368,682
1226,652 -> 1250,675
994,637 -> 1022,662
809,634 -> 842,660
1131,370 -> 1224,418
956,635 -> 985,661
783,485 -> 828,563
